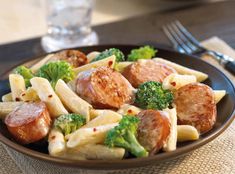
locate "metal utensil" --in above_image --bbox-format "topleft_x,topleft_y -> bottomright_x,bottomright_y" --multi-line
163,20 -> 235,75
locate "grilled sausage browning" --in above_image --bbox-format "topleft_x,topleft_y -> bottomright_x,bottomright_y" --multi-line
76,66 -> 135,109
174,83 -> 216,133
5,102 -> 51,144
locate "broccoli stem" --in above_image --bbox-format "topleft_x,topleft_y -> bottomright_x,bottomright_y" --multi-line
126,131 -> 148,157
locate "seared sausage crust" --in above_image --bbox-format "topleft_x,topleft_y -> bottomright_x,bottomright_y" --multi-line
76,67 -> 135,109
5,102 -> 51,144
174,83 -> 216,133
137,110 -> 171,155
51,50 -> 88,68
122,59 -> 176,88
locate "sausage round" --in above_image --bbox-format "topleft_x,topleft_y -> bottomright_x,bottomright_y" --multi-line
51,50 -> 88,68
137,110 -> 171,155
4,102 -> 51,144
174,83 -> 216,133
76,66 -> 135,109
122,59 -> 176,88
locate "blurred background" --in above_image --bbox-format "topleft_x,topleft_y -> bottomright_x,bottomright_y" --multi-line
0,0 -> 226,45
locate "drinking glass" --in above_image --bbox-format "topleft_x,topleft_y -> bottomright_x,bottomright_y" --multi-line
41,0 -> 98,52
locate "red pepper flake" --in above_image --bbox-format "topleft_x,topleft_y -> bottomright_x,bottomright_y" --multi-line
108,61 -> 113,67
127,109 -> 133,114
21,93 -> 26,96
15,97 -> 20,101
51,136 -> 56,140
170,82 -> 176,86
93,128 -> 97,132
48,94 -> 53,98
25,100 -> 29,102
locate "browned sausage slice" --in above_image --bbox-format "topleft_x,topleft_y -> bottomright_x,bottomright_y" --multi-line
51,50 -> 88,68
4,102 -> 51,144
137,110 -> 171,155
76,66 -> 135,109
174,83 -> 216,133
122,59 -> 176,88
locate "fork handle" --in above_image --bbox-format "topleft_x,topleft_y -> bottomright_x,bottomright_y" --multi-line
205,50 -> 235,75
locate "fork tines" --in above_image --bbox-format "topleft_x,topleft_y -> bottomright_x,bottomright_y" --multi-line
162,21 -> 205,55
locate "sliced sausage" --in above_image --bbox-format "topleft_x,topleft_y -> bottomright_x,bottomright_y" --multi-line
76,66 -> 135,109
122,59 -> 176,88
137,110 -> 171,155
4,102 -> 51,144
51,50 -> 88,68
174,83 -> 216,133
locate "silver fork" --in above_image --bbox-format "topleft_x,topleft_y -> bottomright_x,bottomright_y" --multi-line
163,21 -> 235,75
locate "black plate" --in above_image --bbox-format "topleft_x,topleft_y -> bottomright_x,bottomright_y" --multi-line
0,45 -> 235,170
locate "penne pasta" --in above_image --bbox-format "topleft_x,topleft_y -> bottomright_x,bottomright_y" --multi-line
163,108 -> 177,152
213,90 -> 226,104
162,73 -> 197,90
55,79 -> 92,123
9,74 -> 26,101
48,128 -> 66,157
66,123 -> 118,148
30,77 -> 68,117
153,58 -> 208,82
114,61 -> 133,73
86,51 -> 101,62
177,125 -> 199,142
1,92 -> 13,102
0,102 -> 24,119
30,54 -> 54,73
65,144 -> 125,160
117,104 -> 142,116
83,110 -> 122,128
73,55 -> 116,75
19,87 -> 40,102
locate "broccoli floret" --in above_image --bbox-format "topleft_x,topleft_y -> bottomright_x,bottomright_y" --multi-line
127,45 -> 157,61
14,66 -> 34,87
104,116 -> 148,157
135,81 -> 173,110
91,48 -> 125,62
54,114 -> 86,136
36,61 -> 74,88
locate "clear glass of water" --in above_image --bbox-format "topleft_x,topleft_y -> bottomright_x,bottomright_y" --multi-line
41,0 -> 98,52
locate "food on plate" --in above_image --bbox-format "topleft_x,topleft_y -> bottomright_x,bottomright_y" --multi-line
122,59 -> 176,88
73,55 -> 116,75
36,61 -> 74,89
177,125 -> 199,142
135,81 -> 173,110
153,58 -> 208,82
105,116 -> 148,157
30,77 -> 68,117
174,83 -> 216,133
76,66 -> 135,109
19,87 -> 40,102
50,50 -> 88,68
0,45 -> 226,161
127,45 -> 157,61
14,66 -> 34,87
91,48 -> 125,62
54,114 -> 86,136
55,79 -> 91,122
9,74 -> 26,101
0,102 -> 24,118
4,102 -> 51,144
137,110 -> 170,155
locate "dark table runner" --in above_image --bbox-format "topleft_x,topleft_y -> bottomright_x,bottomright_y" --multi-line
1,1 -> 235,76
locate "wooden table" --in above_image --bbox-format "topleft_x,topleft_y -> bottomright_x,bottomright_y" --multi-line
0,1 -> 234,174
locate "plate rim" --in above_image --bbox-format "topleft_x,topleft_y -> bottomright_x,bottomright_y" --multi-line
0,44 -> 235,170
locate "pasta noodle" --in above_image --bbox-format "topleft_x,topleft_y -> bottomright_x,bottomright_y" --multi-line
117,104 -> 142,116
30,77 -> 68,117
9,74 -> 26,101
55,79 -> 92,122
153,58 -> 208,82
30,54 -> 54,73
48,128 -> 66,156
0,102 -> 24,119
213,90 -> 226,104
1,92 -> 13,102
86,51 -> 100,62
